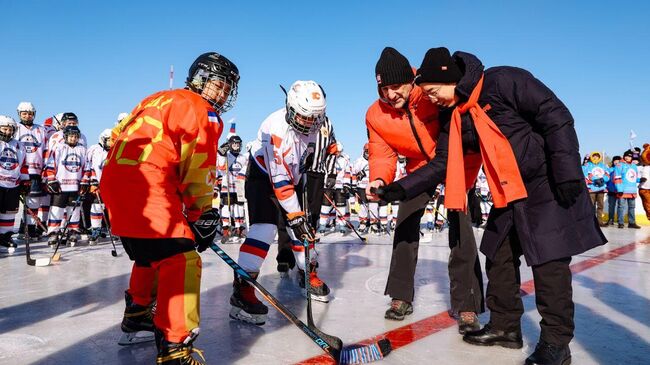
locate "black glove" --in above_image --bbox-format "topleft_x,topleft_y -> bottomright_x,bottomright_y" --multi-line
356,170 -> 366,182
287,212 -> 316,242
555,180 -> 584,208
374,182 -> 406,202
190,209 -> 221,253
593,178 -> 605,187
218,142 -> 230,156
640,177 -> 647,184
342,183 -> 354,193
79,183 -> 90,196
47,180 -> 62,194
19,180 -> 31,195
325,174 -> 336,189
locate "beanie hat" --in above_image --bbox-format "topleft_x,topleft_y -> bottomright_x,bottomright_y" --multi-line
623,150 -> 634,158
375,47 -> 414,87
612,155 -> 622,162
415,47 -> 463,84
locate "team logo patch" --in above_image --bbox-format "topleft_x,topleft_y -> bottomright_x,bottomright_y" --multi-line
19,134 -> 41,153
625,169 -> 637,183
592,167 -> 605,178
0,147 -> 19,171
63,153 -> 82,173
320,126 -> 329,137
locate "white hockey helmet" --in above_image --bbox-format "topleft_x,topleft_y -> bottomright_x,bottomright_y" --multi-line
98,129 -> 113,151
17,101 -> 36,124
116,112 -> 129,124
0,115 -> 18,142
285,80 -> 326,135
336,142 -> 344,154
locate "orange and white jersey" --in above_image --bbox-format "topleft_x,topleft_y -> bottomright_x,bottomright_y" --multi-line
86,144 -> 108,182
334,153 -> 352,188
100,89 -> 222,239
16,123 -> 48,175
45,130 -> 87,161
250,108 -> 317,214
44,143 -> 88,192
351,157 -> 369,189
0,139 -> 29,188
217,151 -> 248,193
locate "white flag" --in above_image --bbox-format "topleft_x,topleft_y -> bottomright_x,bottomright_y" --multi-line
630,129 -> 637,140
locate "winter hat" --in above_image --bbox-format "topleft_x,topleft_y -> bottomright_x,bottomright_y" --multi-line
415,47 -> 463,85
623,149 -> 634,158
612,155 -> 622,162
375,47 -> 414,87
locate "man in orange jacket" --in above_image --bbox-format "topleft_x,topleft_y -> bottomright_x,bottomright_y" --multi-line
101,52 -> 239,365
366,47 -> 484,333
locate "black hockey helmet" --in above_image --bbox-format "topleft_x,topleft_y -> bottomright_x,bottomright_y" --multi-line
186,52 -> 240,114
228,135 -> 242,154
63,125 -> 81,141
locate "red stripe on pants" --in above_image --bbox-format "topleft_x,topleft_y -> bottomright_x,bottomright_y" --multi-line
128,263 -> 157,306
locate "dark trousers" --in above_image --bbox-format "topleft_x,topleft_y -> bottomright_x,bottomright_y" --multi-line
486,229 -> 574,345
384,192 -> 484,314
276,171 -> 322,263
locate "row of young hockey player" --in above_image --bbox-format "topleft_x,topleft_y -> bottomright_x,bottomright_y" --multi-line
215,134 -> 248,242
318,143 -> 351,234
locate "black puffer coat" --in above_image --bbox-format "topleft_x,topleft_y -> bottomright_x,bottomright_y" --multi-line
399,51 -> 606,266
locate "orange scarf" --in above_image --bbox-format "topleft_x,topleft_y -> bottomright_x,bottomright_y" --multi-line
445,74 -> 528,212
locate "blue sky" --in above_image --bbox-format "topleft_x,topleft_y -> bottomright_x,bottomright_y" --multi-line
2,0 -> 648,160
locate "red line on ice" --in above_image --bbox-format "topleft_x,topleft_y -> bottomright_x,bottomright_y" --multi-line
295,237 -> 650,365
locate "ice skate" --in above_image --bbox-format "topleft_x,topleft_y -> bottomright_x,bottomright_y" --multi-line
298,263 -> 331,303
220,226 -> 232,244
426,221 -> 435,232
155,328 -> 205,365
118,292 -> 155,346
88,228 -> 101,246
229,274 -> 268,325
47,232 -> 60,249
66,231 -> 78,247
358,221 -> 369,234
317,224 -> 328,235
276,247 -> 295,278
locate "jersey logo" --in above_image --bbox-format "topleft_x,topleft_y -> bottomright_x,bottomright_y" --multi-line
19,134 -> 42,153
63,153 -> 83,173
591,167 -> 605,178
0,147 -> 19,171
625,169 -> 637,183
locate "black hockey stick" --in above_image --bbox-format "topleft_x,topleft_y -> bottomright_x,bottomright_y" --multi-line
322,192 -> 366,243
19,196 -> 49,233
94,191 -> 118,257
50,194 -> 83,260
210,241 -> 391,364
22,197 -> 55,266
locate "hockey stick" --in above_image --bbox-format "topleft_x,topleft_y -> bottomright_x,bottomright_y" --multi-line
209,241 -> 391,364
349,187 -> 390,235
19,196 -> 49,233
50,194 -> 83,260
22,197 -> 54,266
94,191 -> 118,257
322,192 -> 366,243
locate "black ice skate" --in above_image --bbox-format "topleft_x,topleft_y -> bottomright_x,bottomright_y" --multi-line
118,292 -> 155,345
47,232 -> 61,249
66,231 -> 78,247
88,228 -> 101,246
230,274 -> 268,325
0,233 -> 17,254
298,263 -> 331,303
358,221 -> 369,234
155,328 -> 205,365
276,247 -> 296,278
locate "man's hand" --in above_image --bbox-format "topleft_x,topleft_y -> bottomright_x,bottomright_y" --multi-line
325,174 -> 337,189
555,180 -> 584,208
375,182 -> 406,202
79,182 -> 90,196
287,211 -> 316,243
366,179 -> 385,200
190,209 -> 221,253
47,180 -> 62,194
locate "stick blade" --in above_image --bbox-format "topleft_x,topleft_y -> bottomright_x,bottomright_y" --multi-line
340,339 -> 392,364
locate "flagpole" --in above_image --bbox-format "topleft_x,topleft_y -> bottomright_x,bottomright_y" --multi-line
169,65 -> 174,90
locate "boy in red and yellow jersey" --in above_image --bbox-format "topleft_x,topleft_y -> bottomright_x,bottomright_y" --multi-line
100,52 -> 239,365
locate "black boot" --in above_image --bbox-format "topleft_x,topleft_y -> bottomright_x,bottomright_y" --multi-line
525,340 -> 571,365
462,323 -> 523,349
384,299 -> 413,321
118,291 -> 155,345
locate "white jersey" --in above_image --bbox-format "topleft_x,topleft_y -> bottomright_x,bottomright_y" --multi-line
394,160 -> 407,181
352,157 -> 370,189
250,108 -> 317,214
475,169 -> 490,196
334,153 -> 352,188
86,144 -> 108,182
217,151 -> 249,193
44,143 -> 88,192
0,139 -> 29,188
16,123 -> 48,175
45,130 -> 88,161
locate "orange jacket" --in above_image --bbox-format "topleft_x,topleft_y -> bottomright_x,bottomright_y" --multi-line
100,89 -> 222,239
365,86 -> 439,184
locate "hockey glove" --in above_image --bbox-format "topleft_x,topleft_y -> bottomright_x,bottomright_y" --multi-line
19,180 -> 31,196
356,170 -> 366,182
287,212 -> 316,243
89,179 -> 100,194
555,180 -> 584,208
47,180 -> 62,194
79,183 -> 90,196
593,178 -> 605,187
374,182 -> 406,202
325,174 -> 337,189
640,177 -> 647,184
343,183 -> 355,193
218,142 -> 230,156
190,208 -> 221,253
